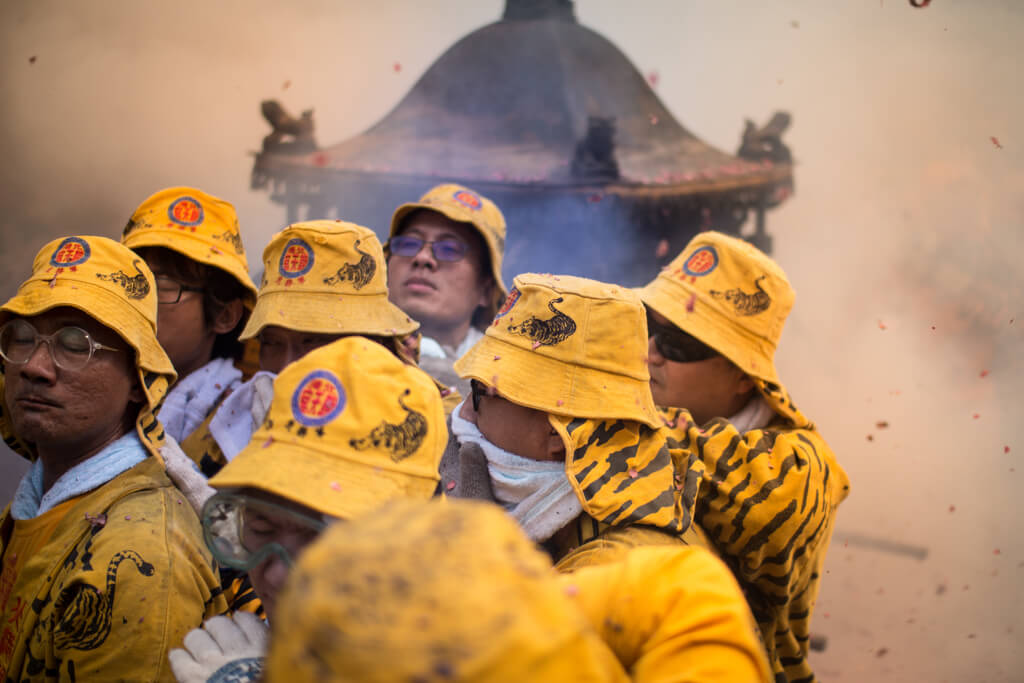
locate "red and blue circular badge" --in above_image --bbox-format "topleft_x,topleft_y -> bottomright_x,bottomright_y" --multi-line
49,238 -> 91,269
452,189 -> 483,211
278,238 -> 315,280
168,196 -> 205,227
291,370 -> 346,428
494,287 -> 521,320
682,246 -> 719,277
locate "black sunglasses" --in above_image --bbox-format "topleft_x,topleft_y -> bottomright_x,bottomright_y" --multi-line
646,311 -> 718,363
470,379 -> 490,412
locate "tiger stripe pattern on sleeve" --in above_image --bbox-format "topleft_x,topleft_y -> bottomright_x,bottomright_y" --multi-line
660,406 -> 850,683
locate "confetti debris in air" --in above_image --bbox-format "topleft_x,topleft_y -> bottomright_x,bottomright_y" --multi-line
877,320 -> 887,331
686,292 -> 697,313
564,584 -> 579,597
532,341 -> 542,349
876,420 -> 889,429
1005,446 -> 1011,454
980,370 -> 989,378
393,62 -> 402,73
84,513 -> 107,528
329,481 -> 342,492
655,239 -> 669,258
282,80 -> 291,90
492,355 -> 501,361
649,114 -> 659,125
972,413 -> 980,420
312,152 -> 329,167
990,136 -> 1003,149
646,70 -> 659,88
993,548 -> 1001,555
628,468 -> 639,479
446,480 -> 456,491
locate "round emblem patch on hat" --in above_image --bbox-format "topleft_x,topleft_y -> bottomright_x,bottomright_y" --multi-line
49,237 -> 91,270
493,287 -> 521,320
277,238 -> 315,285
682,246 -> 719,277
291,370 -> 346,428
168,196 -> 205,228
452,189 -> 483,211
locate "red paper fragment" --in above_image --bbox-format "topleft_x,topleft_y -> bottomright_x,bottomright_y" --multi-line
646,70 -> 659,88
564,584 -> 579,597
329,481 -> 342,492
876,420 -> 889,429
532,341 -> 542,350
393,62 -> 402,73
979,370 -> 989,378
1005,446 -> 1011,454
649,114 -> 659,125
556,399 -> 564,406
990,136 -> 1003,149
973,413 -> 980,419
877,320 -> 887,330
492,355 -> 501,361
628,468 -> 639,479
446,480 -> 456,491
655,239 -> 669,259
282,80 -> 291,90
84,513 -> 107,528
312,152 -> 329,167
949,504 -> 955,513
124,515 -> 132,521
993,548 -> 1001,555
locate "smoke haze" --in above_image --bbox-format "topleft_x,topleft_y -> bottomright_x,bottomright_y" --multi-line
2,1 -> 1022,679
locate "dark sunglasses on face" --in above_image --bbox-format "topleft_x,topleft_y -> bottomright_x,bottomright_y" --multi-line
470,379 -> 491,412
388,235 -> 468,262
646,311 -> 719,364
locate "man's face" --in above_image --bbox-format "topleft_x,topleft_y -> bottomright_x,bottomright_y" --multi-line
387,211 -> 492,340
645,309 -> 755,425
463,381 -> 564,462
241,493 -> 326,620
141,249 -> 214,378
2,307 -> 139,456
257,326 -> 342,374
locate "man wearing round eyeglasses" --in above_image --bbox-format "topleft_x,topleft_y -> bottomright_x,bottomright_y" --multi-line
167,336 -> 445,681
120,187 -> 258,446
0,236 -> 227,681
386,184 -> 508,395
637,231 -> 850,683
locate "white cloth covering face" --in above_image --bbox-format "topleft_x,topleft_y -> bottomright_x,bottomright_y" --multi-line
450,398 -> 582,542
159,357 -> 243,443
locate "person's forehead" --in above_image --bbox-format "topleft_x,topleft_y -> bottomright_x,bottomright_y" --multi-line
260,325 -> 340,343
237,487 -> 331,521
25,306 -> 112,336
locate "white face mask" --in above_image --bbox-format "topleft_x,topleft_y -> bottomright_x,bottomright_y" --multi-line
450,399 -> 582,542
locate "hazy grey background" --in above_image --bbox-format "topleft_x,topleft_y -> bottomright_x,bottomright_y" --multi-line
2,1 -> 1022,679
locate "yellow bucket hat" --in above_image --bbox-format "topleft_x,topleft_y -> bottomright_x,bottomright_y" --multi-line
454,273 -> 660,428
120,186 -> 258,306
240,220 -> 418,341
208,337 -> 444,519
638,231 -> 809,423
0,236 -> 176,459
265,499 -> 627,683
389,183 -> 508,320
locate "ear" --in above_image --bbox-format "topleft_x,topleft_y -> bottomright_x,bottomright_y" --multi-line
733,370 -> 756,398
211,299 -> 245,335
128,378 -> 146,405
476,275 -> 495,309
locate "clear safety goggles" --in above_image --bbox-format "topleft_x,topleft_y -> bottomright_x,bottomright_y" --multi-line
201,492 -> 328,572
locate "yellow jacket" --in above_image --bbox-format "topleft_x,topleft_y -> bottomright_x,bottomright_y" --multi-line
0,457 -> 228,682
660,405 -> 850,683
565,545 -> 772,683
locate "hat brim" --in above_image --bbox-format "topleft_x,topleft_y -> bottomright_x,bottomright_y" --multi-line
453,334 -> 661,429
209,436 -> 440,520
239,290 -> 419,341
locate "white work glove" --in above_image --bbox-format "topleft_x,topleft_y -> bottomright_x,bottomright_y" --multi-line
161,435 -> 216,515
169,612 -> 268,683
250,372 -> 275,429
